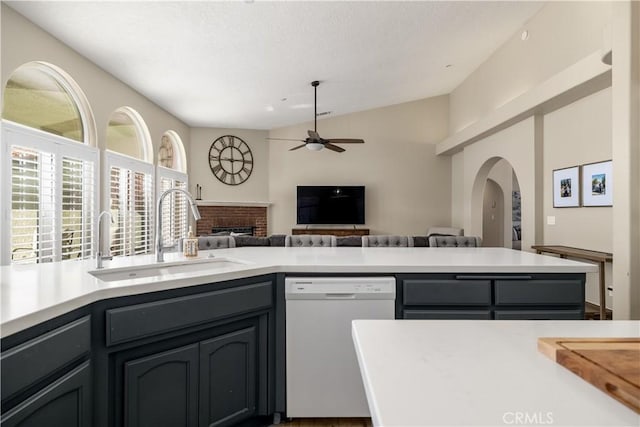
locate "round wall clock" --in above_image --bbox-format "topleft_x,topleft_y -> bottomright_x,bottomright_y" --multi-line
208,135 -> 254,185
158,135 -> 174,168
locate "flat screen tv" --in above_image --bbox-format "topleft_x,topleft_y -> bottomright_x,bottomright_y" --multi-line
297,186 -> 365,225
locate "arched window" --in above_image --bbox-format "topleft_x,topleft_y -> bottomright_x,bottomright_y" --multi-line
2,61 -> 96,146
104,107 -> 154,257
157,130 -> 187,172
1,62 -> 98,265
106,106 -> 152,161
156,130 -> 189,247
157,131 -> 189,247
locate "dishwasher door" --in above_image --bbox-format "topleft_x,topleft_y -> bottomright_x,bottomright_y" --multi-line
285,277 -> 395,417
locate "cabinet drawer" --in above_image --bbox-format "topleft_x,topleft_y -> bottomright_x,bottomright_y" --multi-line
403,280 -> 491,306
0,360 -> 92,427
494,279 -> 583,306
494,310 -> 583,320
1,316 -> 91,401
403,310 -> 492,320
106,281 -> 273,346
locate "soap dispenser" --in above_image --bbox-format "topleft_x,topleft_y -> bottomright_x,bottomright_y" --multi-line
183,226 -> 198,257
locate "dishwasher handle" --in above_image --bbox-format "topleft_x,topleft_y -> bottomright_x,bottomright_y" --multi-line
324,293 -> 356,299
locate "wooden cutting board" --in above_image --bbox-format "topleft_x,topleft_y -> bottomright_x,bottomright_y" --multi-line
538,337 -> 640,414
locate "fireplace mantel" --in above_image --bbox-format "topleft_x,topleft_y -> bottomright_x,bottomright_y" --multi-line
196,200 -> 271,208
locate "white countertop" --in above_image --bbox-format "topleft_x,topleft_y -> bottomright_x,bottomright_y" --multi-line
352,320 -> 640,427
1,247 -> 596,337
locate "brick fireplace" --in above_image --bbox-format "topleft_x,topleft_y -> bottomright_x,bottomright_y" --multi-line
196,202 -> 268,237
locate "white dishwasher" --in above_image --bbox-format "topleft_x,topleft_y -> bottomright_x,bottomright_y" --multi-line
285,277 -> 396,417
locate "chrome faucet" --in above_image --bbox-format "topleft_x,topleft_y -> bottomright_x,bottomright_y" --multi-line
156,188 -> 201,262
95,211 -> 113,269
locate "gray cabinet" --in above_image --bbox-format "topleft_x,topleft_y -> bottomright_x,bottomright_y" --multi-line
200,327 -> 257,427
124,344 -> 199,427
103,275 -> 276,427
397,273 -> 585,320
1,361 -> 92,427
1,315 -> 92,427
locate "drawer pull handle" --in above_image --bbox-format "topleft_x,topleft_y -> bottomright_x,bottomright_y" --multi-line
454,275 -> 533,280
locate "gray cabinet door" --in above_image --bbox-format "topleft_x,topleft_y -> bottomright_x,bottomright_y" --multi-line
124,344 -> 199,427
199,327 -> 257,427
1,361 -> 92,427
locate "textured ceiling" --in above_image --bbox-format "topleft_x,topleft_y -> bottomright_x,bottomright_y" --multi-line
7,1 -> 545,130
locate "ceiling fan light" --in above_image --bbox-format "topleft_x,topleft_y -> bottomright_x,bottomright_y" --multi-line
306,143 -> 324,151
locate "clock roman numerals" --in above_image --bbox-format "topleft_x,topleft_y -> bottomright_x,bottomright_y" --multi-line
209,135 -> 253,186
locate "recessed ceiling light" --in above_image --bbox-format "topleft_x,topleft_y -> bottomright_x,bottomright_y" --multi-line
521,30 -> 529,41
281,98 -> 288,102
265,105 -> 274,112
445,64 -> 453,68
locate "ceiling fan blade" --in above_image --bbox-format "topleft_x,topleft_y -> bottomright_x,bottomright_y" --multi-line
266,137 -> 305,142
324,143 -> 346,153
289,144 -> 307,151
325,138 -> 365,144
308,130 -> 320,140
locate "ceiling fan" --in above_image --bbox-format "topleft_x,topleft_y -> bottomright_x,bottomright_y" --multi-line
267,81 -> 365,153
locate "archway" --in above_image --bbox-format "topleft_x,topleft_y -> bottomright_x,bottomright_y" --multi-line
472,157 -> 522,250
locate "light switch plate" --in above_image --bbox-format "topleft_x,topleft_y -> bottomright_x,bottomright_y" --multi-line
547,216 -> 556,225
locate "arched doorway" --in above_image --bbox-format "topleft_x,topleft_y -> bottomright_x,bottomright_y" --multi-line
473,157 -> 522,249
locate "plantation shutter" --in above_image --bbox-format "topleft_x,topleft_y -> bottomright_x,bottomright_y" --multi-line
157,167 -> 189,248
105,152 -> 154,257
3,122 -> 98,265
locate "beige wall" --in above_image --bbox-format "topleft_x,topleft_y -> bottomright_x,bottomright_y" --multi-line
189,128 -> 269,202
482,179 -> 504,247
268,97 -> 450,235
1,4 -> 190,169
462,117 -> 537,254
543,88 -> 612,250
543,88 -> 613,308
611,1 -> 640,319
450,1 -> 612,133
487,159 -> 515,248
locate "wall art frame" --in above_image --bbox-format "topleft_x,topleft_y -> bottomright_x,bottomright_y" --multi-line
553,165 -> 580,208
582,160 -> 612,207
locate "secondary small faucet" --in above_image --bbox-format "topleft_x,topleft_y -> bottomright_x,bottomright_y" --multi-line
95,211 -> 113,269
156,188 -> 201,262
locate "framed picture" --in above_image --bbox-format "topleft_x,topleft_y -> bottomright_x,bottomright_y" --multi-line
553,166 -> 580,207
582,160 -> 612,207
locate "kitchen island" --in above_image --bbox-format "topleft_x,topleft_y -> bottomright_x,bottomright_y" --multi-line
1,247 -> 596,336
352,319 -> 640,427
0,247 -> 599,426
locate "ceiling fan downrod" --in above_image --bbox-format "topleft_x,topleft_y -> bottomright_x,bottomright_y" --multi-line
312,80 -> 319,134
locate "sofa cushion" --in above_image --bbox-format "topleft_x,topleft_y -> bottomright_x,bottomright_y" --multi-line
233,236 -> 270,247
285,234 -> 337,247
362,235 -> 414,247
336,236 -> 363,247
412,236 -> 429,247
269,234 -> 286,247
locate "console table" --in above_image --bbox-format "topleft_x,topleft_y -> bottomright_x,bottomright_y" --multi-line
291,228 -> 370,236
531,245 -> 613,321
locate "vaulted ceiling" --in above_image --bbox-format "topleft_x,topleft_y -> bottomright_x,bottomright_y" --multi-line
8,1 -> 545,129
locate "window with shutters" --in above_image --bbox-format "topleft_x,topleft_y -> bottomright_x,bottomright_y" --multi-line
1,62 -> 97,266
105,152 -> 154,257
2,123 -> 98,265
105,106 -> 154,258
157,167 -> 188,248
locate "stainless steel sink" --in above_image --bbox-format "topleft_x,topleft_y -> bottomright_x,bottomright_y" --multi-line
89,257 -> 248,282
